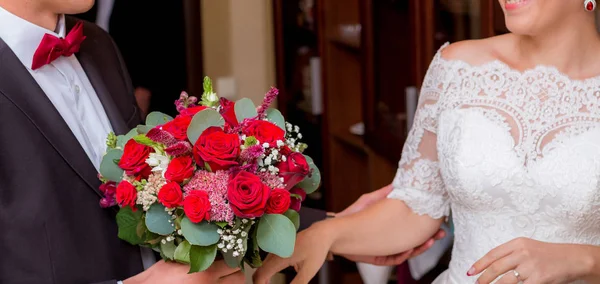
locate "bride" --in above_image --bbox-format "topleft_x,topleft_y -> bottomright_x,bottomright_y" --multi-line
254,0 -> 600,283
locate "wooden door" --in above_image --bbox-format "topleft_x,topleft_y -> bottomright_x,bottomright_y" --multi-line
364,0 -> 506,163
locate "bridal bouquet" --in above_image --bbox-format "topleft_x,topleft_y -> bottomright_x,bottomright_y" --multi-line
97,77 -> 320,272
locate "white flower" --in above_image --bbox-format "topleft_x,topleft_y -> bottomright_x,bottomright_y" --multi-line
232,251 -> 240,257
241,231 -> 248,237
262,143 -> 270,148
276,140 -> 285,147
264,156 -> 272,166
146,153 -> 170,176
281,155 -> 287,162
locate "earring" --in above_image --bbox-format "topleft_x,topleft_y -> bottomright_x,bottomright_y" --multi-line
585,0 -> 596,11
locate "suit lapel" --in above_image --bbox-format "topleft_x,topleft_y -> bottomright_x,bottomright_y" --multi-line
0,38 -> 103,196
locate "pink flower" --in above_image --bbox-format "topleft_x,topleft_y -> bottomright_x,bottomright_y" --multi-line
184,170 -> 234,222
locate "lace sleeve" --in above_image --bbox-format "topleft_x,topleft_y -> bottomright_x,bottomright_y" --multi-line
387,46 -> 453,219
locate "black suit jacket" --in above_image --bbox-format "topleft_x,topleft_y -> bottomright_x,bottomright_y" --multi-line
0,17 -> 144,284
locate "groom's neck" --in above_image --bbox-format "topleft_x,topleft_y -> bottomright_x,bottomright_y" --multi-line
0,1 -> 59,31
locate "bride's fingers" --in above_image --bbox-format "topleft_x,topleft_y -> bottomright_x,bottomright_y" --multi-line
475,253 -> 521,284
253,254 -> 290,284
494,271 -> 521,284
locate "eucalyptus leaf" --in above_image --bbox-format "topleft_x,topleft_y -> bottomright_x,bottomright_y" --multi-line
234,98 -> 258,123
297,155 -> 321,194
99,149 -> 124,182
117,129 -> 138,149
266,108 -> 286,132
145,204 -> 175,236
222,251 -> 242,269
116,207 -> 144,245
244,226 -> 263,268
283,210 -> 300,231
180,217 -> 221,246
146,111 -> 174,127
187,109 -> 225,145
257,214 -> 296,258
189,245 -> 217,273
174,240 -> 192,264
136,125 -> 151,134
160,240 -> 177,260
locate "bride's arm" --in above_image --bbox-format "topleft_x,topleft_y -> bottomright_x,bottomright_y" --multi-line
323,198 -> 444,257
254,49 -> 455,284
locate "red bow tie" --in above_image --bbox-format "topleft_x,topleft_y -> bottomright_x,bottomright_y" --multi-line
31,21 -> 86,70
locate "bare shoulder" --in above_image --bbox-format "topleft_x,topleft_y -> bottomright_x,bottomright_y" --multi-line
440,34 -> 514,66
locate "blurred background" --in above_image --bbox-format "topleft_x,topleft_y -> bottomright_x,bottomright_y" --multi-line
72,0 -> 600,283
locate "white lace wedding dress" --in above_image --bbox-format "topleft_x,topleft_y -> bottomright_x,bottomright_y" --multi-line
388,43 -> 600,284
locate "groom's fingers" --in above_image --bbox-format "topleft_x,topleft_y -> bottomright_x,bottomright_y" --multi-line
218,271 -> 245,284
253,254 -> 290,284
204,260 -> 241,278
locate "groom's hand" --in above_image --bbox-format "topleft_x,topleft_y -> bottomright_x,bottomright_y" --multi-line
328,184 -> 445,266
123,260 -> 243,284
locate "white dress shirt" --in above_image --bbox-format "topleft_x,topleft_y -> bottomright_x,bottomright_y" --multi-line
0,7 -> 112,170
0,6 -> 155,271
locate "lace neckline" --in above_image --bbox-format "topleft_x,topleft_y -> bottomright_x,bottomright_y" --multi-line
435,42 -> 600,85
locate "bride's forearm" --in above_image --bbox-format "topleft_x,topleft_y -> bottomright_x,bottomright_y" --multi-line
584,245 -> 600,283
315,198 -> 444,257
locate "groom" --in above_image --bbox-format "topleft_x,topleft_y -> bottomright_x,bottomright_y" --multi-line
0,0 -> 242,283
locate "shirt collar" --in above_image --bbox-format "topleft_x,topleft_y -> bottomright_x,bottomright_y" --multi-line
0,6 -> 66,70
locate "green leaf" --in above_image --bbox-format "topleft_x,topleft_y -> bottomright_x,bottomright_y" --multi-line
116,207 -> 144,245
266,108 -> 286,132
145,204 -> 176,236
215,222 -> 229,229
257,214 -> 296,258
222,251 -> 242,269
174,240 -> 192,264
234,98 -> 258,123
146,111 -> 174,127
180,217 -> 221,246
189,244 -> 217,273
160,240 -> 177,260
187,109 -> 225,145
117,129 -> 138,149
244,226 -> 263,268
297,155 -> 321,194
136,125 -> 151,134
283,210 -> 300,231
99,149 -> 124,182
204,162 -> 212,172
133,134 -> 158,147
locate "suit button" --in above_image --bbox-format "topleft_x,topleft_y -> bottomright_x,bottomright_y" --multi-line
74,85 -> 80,94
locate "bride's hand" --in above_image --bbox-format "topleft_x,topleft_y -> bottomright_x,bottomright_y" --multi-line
469,238 -> 594,284
340,229 -> 446,265
253,223 -> 333,284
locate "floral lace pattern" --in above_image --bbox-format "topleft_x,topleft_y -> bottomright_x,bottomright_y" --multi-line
388,43 -> 600,284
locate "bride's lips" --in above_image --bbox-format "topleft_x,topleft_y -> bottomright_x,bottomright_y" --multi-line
504,0 -> 532,11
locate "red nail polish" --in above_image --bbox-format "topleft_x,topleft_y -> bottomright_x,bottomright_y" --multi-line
467,267 -> 475,276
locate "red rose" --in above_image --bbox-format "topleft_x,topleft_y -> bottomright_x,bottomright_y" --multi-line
158,182 -> 184,208
116,181 -> 137,210
227,171 -> 270,218
244,120 -> 285,146
162,115 -> 193,140
119,140 -> 153,179
180,106 -> 208,117
165,156 -> 194,183
279,146 -> 292,156
219,98 -> 238,127
289,187 -> 307,212
277,152 -> 310,190
183,190 -> 211,223
265,189 -> 291,214
193,127 -> 240,171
